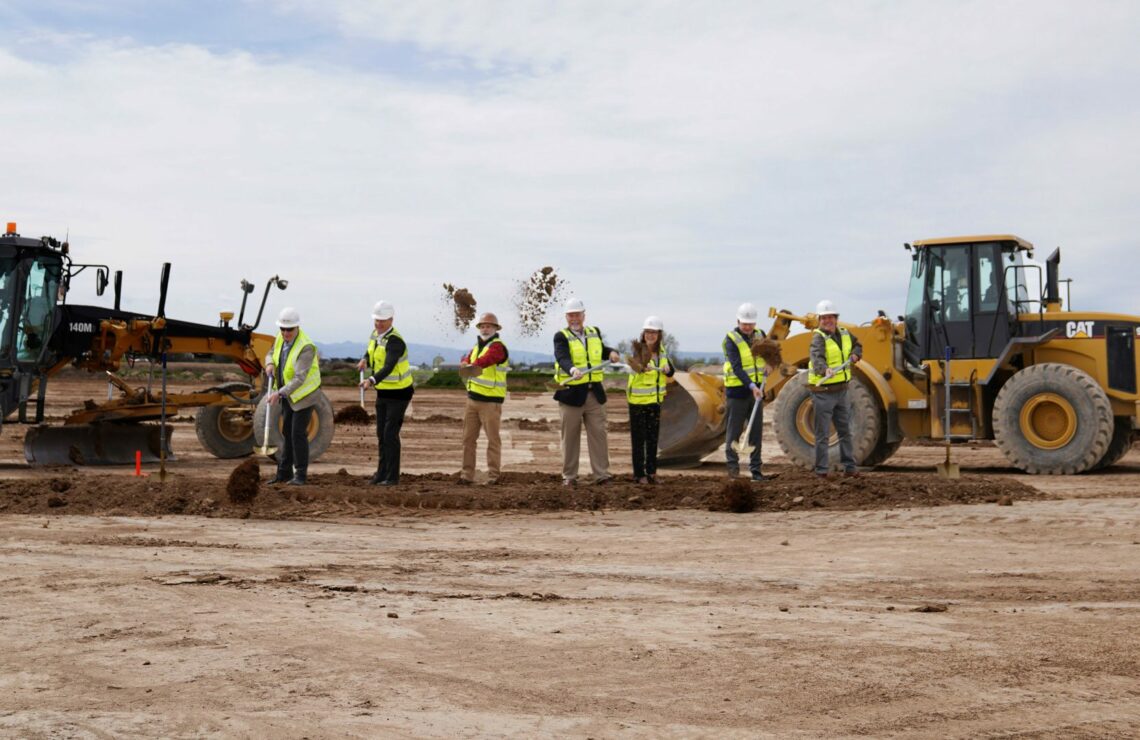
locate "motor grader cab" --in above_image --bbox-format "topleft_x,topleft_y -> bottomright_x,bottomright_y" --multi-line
1,222 -> 335,465
767,234 -> 1138,474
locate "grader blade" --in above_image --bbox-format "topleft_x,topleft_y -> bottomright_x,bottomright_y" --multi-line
658,370 -> 728,468
24,423 -> 175,466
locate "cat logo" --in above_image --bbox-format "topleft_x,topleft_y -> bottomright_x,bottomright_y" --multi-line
69,321 -> 95,333
1065,320 -> 1095,338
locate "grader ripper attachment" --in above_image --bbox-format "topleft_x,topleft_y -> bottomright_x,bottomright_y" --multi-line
1,222 -> 334,465
764,234 -> 1139,474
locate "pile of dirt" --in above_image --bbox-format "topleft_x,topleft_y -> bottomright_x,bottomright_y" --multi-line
0,467 -> 1047,520
513,266 -> 567,337
515,419 -> 552,432
334,405 -> 371,424
751,337 -> 783,368
226,458 -> 260,504
713,479 -> 756,513
442,284 -> 477,332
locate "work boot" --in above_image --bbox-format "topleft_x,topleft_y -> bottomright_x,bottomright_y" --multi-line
594,475 -> 613,486
456,478 -> 473,486
562,478 -> 576,488
268,472 -> 291,485
288,473 -> 307,486
368,471 -> 384,485
647,475 -> 658,485
636,476 -> 650,485
726,468 -> 740,479
377,479 -> 399,487
844,470 -> 862,479
751,472 -> 776,482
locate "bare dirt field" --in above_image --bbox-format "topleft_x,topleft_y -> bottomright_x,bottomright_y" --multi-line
2,378 -> 1139,737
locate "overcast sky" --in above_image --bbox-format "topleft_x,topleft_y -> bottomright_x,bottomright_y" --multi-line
3,0 -> 1139,353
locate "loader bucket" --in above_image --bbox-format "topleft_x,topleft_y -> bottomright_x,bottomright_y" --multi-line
658,369 -> 727,468
25,423 -> 174,466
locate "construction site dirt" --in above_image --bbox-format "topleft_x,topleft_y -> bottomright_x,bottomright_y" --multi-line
2,377 -> 1138,737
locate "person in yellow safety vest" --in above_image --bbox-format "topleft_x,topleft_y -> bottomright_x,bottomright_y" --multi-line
457,312 -> 510,485
264,307 -> 322,486
722,302 -> 774,482
626,315 -> 675,484
552,297 -> 621,487
357,300 -> 415,486
808,299 -> 863,478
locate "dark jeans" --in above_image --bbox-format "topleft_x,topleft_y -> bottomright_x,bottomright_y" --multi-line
812,387 -> 856,473
725,395 -> 763,475
375,396 -> 411,483
628,403 -> 662,478
277,403 -> 314,480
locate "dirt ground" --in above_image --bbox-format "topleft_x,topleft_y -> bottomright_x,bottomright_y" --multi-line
2,378 -> 1138,737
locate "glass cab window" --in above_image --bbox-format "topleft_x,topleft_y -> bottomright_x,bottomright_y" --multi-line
16,257 -> 62,364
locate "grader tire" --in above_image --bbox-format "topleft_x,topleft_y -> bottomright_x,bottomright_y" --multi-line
1091,418 -> 1135,471
772,373 -> 881,471
863,436 -> 904,468
252,390 -> 336,461
992,363 -> 1113,474
194,383 -> 255,459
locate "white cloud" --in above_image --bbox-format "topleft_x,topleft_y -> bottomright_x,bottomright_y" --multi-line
3,1 -> 1139,355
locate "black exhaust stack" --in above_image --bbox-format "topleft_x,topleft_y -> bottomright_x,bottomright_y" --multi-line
1044,248 -> 1061,311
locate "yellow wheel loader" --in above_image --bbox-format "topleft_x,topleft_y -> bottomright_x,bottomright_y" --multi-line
1,222 -> 335,465
762,234 -> 1138,474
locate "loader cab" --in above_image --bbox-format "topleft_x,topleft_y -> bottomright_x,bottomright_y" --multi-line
0,233 -> 65,370
903,235 -> 1033,364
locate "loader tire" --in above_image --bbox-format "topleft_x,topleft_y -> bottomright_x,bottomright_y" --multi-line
1091,418 -> 1135,471
862,436 -> 904,468
992,363 -> 1113,474
772,373 -> 881,471
195,383 -> 256,459
253,390 -> 336,462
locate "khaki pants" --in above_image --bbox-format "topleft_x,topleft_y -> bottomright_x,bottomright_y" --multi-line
461,397 -> 502,482
559,394 -> 610,482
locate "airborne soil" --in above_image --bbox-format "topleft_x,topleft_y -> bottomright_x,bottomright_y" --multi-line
2,376 -> 1138,737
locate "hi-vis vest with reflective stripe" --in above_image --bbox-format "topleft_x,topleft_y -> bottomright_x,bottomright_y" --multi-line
467,337 -> 508,400
367,328 -> 413,390
626,351 -> 668,405
722,330 -> 765,387
807,328 -> 854,386
554,327 -> 604,385
272,329 -> 321,404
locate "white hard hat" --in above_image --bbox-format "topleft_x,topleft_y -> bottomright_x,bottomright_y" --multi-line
736,302 -> 759,322
563,297 -> 585,313
816,299 -> 839,316
642,315 -> 664,331
276,307 -> 300,329
371,300 -> 394,320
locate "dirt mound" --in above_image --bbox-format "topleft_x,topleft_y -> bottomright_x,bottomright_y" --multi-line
513,267 -> 567,337
226,458 -> 261,504
712,479 -> 756,513
334,405 -> 371,424
442,284 -> 477,332
515,419 -> 551,431
0,467 -> 1046,520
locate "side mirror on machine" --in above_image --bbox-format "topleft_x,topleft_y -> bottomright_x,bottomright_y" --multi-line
95,267 -> 109,297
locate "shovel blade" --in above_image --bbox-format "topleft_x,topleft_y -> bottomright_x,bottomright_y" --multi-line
731,440 -> 755,455
935,462 -> 961,479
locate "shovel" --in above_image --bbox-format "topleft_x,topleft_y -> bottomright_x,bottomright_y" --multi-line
814,357 -> 854,387
359,370 -> 366,409
261,375 -> 277,457
935,345 -> 960,479
556,361 -> 612,385
731,375 -> 767,455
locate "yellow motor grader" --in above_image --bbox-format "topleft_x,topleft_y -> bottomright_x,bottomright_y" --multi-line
1,222 -> 334,465
762,234 -> 1138,474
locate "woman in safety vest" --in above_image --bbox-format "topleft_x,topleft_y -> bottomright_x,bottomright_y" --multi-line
626,316 -> 674,484
265,307 -> 322,486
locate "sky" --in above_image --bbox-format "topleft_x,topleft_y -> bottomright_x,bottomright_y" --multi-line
3,0 -> 1139,354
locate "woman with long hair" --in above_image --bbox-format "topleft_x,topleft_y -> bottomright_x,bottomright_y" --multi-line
626,316 -> 674,484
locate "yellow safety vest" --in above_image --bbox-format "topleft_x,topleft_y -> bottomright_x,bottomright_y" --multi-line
807,328 -> 854,386
367,328 -> 414,390
626,351 -> 669,405
722,330 -> 766,387
271,329 -> 321,404
466,337 -> 508,400
554,327 -> 604,385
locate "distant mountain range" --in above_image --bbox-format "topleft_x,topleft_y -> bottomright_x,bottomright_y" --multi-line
317,341 -> 720,367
